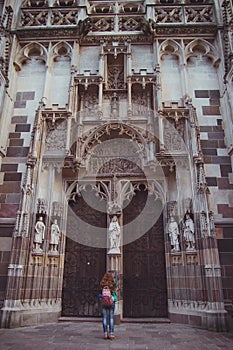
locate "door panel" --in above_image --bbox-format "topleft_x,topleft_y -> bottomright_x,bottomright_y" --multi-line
123,189 -> 167,317
62,191 -> 107,317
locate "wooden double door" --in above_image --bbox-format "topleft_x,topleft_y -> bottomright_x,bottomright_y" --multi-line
62,186 -> 167,318
123,189 -> 168,318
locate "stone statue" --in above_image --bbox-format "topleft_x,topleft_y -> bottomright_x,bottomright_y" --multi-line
168,216 -> 180,252
34,216 -> 45,251
50,219 -> 60,252
108,215 -> 121,254
183,213 -> 195,251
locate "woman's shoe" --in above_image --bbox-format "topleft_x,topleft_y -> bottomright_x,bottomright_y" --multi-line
108,334 -> 115,340
104,334 -> 108,340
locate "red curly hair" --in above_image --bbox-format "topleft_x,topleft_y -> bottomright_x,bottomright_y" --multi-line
100,271 -> 116,293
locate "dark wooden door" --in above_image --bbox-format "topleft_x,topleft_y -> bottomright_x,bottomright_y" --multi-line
123,189 -> 168,317
62,190 -> 107,317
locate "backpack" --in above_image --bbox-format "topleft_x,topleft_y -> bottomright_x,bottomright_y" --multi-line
102,286 -> 114,307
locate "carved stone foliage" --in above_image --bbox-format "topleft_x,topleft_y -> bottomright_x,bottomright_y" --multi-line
20,10 -> 48,26
88,138 -> 142,175
98,158 -> 143,176
185,5 -> 213,23
91,18 -> 114,32
164,117 -> 185,151
154,4 -> 213,24
119,17 -> 142,31
45,120 -> 67,153
107,66 -> 125,89
81,92 -> 99,117
132,92 -> 150,117
51,10 -> 78,25
80,123 -> 151,163
22,0 -> 48,7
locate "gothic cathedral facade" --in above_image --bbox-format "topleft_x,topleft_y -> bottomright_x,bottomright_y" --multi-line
0,0 -> 232,331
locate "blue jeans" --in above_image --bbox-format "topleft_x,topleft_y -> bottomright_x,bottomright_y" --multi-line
102,303 -> 115,335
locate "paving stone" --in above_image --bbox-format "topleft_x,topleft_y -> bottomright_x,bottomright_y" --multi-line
0,322 -> 233,350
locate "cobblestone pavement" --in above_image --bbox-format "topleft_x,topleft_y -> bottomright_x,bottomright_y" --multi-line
0,321 -> 233,350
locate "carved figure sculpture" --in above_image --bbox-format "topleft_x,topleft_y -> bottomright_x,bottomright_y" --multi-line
34,216 -> 45,251
50,219 -> 60,252
183,213 -> 195,251
108,215 -> 121,254
168,216 -> 180,252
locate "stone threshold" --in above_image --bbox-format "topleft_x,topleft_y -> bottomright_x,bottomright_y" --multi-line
59,317 -> 171,324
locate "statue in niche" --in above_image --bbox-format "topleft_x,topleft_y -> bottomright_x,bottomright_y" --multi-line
50,219 -> 60,252
183,212 -> 195,251
167,216 -> 180,252
34,216 -> 45,251
108,215 -> 121,254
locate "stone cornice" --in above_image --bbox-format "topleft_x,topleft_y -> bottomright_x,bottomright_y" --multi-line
14,24 -> 217,43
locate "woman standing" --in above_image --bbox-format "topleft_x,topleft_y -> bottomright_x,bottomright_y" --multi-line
100,271 -> 117,340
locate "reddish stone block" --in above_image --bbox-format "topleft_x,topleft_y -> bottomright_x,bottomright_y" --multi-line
202,106 -> 221,115
0,164 -> 18,172
202,149 -> 217,156
209,90 -> 220,99
203,156 -> 212,163
14,101 -> 26,108
0,195 -> 6,203
218,140 -> 226,148
0,204 -> 19,218
22,91 -> 35,100
15,124 -> 31,132
11,116 -> 27,124
211,156 -> 231,164
0,181 -> 21,193
9,132 -> 21,139
6,146 -> 29,157
206,177 -> 217,186
220,165 -> 232,177
217,178 -> 233,190
208,132 -> 225,140
195,90 -> 209,98
210,99 -> 220,106
200,126 -> 213,132
4,173 -> 22,182
9,139 -> 24,146
0,225 -> 14,237
200,140 -> 218,148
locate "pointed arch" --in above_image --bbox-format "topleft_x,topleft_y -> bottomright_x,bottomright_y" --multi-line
159,39 -> 182,62
79,122 -> 152,162
185,39 -> 221,67
50,41 -> 72,62
13,42 -> 47,71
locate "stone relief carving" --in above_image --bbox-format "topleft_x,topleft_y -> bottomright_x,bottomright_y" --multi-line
82,93 -> 98,116
98,158 -> 143,175
132,92 -> 148,117
37,198 -> 48,214
45,121 -> 66,152
88,138 -> 142,175
107,66 -> 125,90
164,118 -> 185,151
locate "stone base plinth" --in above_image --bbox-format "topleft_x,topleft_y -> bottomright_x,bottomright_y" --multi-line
0,300 -> 61,328
168,302 -> 228,332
